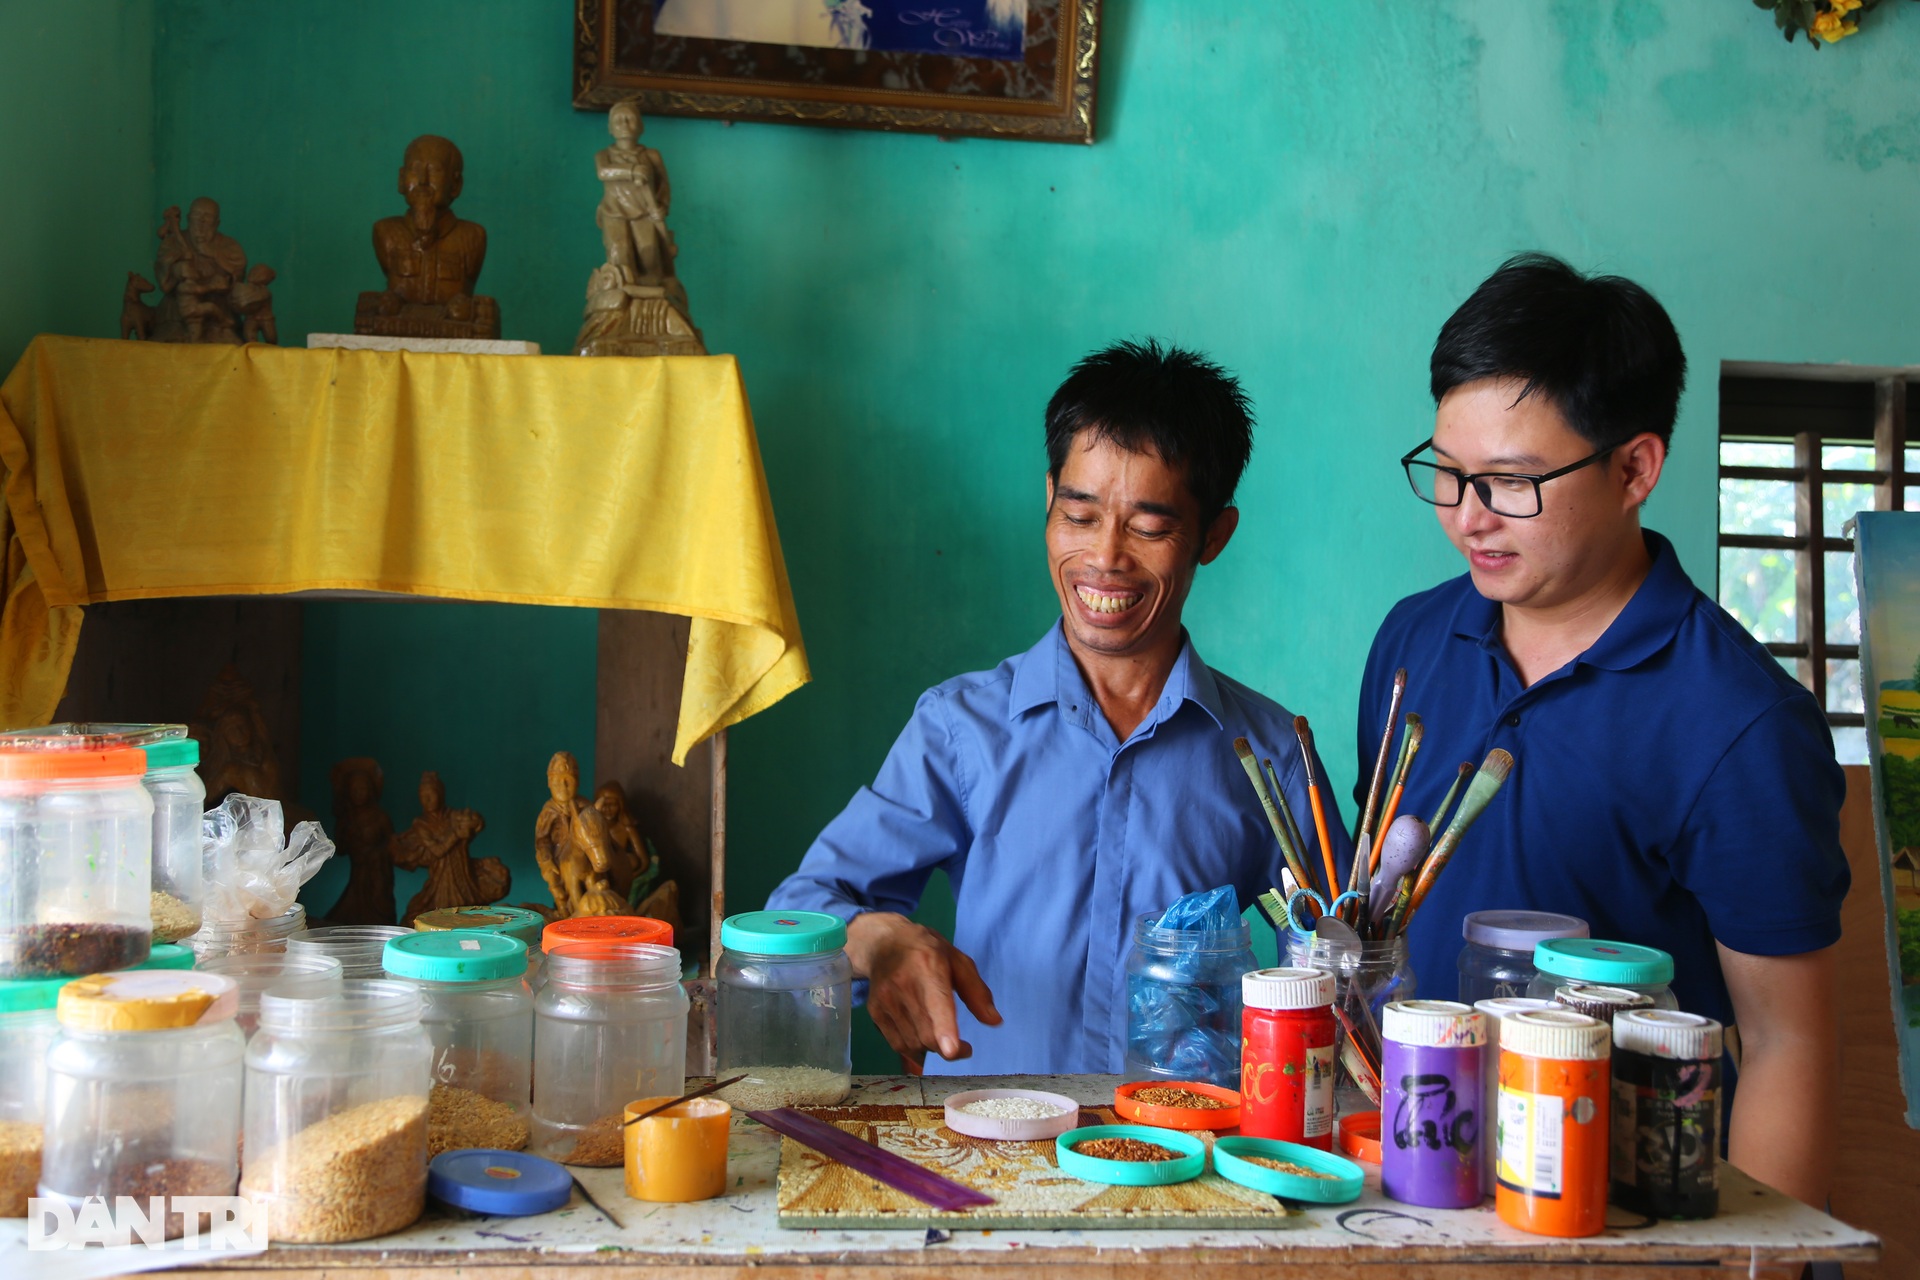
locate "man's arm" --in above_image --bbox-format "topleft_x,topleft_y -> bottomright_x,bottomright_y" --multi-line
1718,942 -> 1838,1207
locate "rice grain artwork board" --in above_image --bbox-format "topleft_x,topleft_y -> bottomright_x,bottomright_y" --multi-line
773,1103 -> 1291,1230
1853,510 -> 1920,1126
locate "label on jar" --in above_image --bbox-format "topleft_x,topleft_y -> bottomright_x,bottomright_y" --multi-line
1497,1086 -> 1564,1198
1303,1043 -> 1335,1138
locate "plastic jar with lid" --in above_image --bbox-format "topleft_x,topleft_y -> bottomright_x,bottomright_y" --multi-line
418,905 -> 551,991
1457,910 -> 1589,1005
196,952 -> 344,1038
0,746 -> 154,978
716,911 -> 852,1109
142,737 -> 206,945
188,902 -> 307,962
241,979 -> 433,1242
1126,913 -> 1257,1089
0,976 -> 66,1216
288,924 -> 412,979
383,931 -> 533,1155
1526,939 -> 1678,1010
40,971 -> 244,1237
1286,931 -> 1415,1112
533,940 -> 687,1166
533,915 -> 673,995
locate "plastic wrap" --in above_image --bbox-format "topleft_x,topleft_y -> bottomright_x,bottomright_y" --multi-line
200,794 -> 335,922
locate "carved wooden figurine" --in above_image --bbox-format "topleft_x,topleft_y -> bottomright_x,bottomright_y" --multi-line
534,751 -> 629,920
593,780 -> 681,930
126,198 -> 275,344
326,757 -> 397,926
192,664 -> 283,803
390,771 -> 508,926
356,135 -> 498,339
573,101 -> 705,357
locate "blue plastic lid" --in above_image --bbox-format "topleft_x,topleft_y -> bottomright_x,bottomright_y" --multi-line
0,976 -> 71,1014
141,738 -> 200,771
1533,937 -> 1673,986
428,1148 -> 572,1216
721,910 -> 846,956
136,943 -> 196,971
383,930 -> 528,982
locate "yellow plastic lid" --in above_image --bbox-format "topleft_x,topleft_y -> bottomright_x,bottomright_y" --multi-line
57,970 -> 239,1032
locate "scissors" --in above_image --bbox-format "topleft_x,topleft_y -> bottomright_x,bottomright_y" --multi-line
1285,886 -> 1366,938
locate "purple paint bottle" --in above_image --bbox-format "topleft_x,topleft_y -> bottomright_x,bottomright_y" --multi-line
1381,999 -> 1486,1208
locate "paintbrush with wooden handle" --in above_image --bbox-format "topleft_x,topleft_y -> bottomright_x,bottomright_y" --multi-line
1351,669 -> 1407,912
1396,748 -> 1515,933
1235,737 -> 1319,900
1294,716 -> 1342,903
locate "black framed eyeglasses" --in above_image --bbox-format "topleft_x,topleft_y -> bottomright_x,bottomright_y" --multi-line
1400,439 -> 1617,519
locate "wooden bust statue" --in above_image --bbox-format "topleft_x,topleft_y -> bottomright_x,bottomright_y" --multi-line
534,751 -> 628,920
391,770 -> 508,926
325,757 -> 396,926
355,134 -> 499,339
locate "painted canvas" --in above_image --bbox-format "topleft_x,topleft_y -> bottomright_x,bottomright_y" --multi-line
653,0 -> 1028,59
1852,510 -> 1920,1126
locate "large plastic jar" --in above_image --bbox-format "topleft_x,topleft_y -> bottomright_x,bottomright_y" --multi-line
1457,910 -> 1588,1006
534,915 -> 673,996
1286,932 -> 1415,1112
1526,939 -> 1678,1011
383,931 -> 534,1155
1126,914 -> 1256,1089
142,737 -> 207,945
288,924 -> 412,979
39,971 -> 244,1238
0,746 -> 154,978
533,940 -> 687,1166
196,952 -> 345,1038
241,979 -> 433,1242
716,910 -> 853,1109
0,977 -> 65,1216
188,903 -> 307,962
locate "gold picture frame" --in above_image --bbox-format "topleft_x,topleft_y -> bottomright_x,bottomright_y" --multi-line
574,0 -> 1100,144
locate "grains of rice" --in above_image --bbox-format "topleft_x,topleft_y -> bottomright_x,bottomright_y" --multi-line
0,1121 -> 43,1218
1131,1086 -> 1230,1110
561,1113 -> 627,1167
428,1084 -> 529,1157
717,1065 -> 850,1110
1238,1154 -> 1336,1178
958,1097 -> 1066,1120
150,891 -> 201,944
1071,1136 -> 1179,1162
241,1094 -> 428,1243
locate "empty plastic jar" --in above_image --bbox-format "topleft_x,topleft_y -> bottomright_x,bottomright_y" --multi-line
288,924 -> 412,979
0,746 -> 154,978
196,952 -> 345,1038
383,931 -> 533,1155
40,971 -> 244,1237
1527,939 -> 1678,1010
187,903 -> 307,962
0,976 -> 66,1216
143,737 -> 207,945
716,911 -> 852,1109
241,979 -> 433,1242
533,940 -> 687,1166
1457,910 -> 1589,1005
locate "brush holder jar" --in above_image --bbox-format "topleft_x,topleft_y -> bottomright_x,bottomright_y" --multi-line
1456,910 -> 1589,1006
1286,932 -> 1414,1115
716,911 -> 853,1109
1125,915 -> 1256,1089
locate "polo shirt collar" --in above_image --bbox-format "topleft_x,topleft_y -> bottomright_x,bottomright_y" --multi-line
1008,620 -> 1226,730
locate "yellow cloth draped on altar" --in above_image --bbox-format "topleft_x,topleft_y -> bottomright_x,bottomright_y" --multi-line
0,335 -> 808,763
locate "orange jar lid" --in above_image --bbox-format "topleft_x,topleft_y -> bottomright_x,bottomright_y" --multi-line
0,745 -> 147,781
542,915 -> 672,952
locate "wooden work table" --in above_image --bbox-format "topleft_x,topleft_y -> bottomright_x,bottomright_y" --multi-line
164,1075 -> 1875,1280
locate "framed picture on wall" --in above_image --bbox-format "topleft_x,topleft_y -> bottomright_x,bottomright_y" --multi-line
573,0 -> 1100,144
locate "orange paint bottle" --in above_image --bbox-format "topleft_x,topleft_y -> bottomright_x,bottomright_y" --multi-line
1494,1009 -> 1610,1238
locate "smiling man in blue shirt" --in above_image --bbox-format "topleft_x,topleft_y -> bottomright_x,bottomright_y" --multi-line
1360,255 -> 1850,1208
768,340 -> 1346,1075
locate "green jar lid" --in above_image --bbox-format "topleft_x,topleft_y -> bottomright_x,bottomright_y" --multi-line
136,943 -> 196,971
721,910 -> 847,956
384,930 -> 528,982
415,905 -> 547,948
0,976 -> 71,1014
141,738 -> 200,771
1533,937 -> 1673,986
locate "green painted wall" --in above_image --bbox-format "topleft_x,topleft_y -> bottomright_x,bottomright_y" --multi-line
0,0 -> 153,372
132,2 -> 1920,1065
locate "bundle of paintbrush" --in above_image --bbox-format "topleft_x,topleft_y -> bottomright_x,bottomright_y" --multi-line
1237,668 -> 1516,942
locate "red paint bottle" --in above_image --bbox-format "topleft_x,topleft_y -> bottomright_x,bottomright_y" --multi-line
1240,966 -> 1337,1147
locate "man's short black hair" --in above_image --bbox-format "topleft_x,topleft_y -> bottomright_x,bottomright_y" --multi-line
1431,253 -> 1687,450
1045,339 -> 1253,527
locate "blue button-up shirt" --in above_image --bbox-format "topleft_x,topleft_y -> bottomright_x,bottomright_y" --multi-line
1355,531 -> 1850,1029
768,621 -> 1350,1075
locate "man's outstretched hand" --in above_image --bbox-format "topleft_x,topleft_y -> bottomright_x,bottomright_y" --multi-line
846,911 -> 1002,1066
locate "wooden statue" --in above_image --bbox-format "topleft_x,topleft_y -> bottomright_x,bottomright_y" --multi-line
573,101 -> 704,357
355,134 -> 499,339
325,757 -> 397,926
390,771 -> 507,926
127,198 -> 275,345
534,751 -> 628,920
593,780 -> 681,931
192,664 -> 283,803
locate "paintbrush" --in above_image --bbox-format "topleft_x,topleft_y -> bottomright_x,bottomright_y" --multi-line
1263,758 -> 1316,895
1371,714 -> 1424,872
1352,669 -> 1407,902
1235,738 -> 1319,901
1294,716 -> 1342,903
1427,760 -> 1474,832
1402,748 -> 1515,926
623,1074 -> 748,1127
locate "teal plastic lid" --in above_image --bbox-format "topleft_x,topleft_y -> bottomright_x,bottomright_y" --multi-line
141,738 -> 200,771
721,910 -> 846,956
0,976 -> 71,1014
137,944 -> 195,971
415,905 -> 548,948
1534,937 -> 1673,986
1212,1135 -> 1365,1204
384,930 -> 528,982
1056,1125 -> 1206,1186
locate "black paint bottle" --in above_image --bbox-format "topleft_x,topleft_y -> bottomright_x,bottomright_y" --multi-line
1609,1009 -> 1722,1219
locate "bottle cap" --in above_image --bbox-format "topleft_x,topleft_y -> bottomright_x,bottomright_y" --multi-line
0,976 -> 71,1014
1242,966 -> 1335,1011
1533,937 -> 1673,985
720,910 -> 847,956
0,723 -> 185,750
1381,999 -> 1485,1048
416,905 -> 548,949
1462,909 -> 1589,952
428,1148 -> 573,1216
1498,1008 -> 1610,1061
0,745 -> 147,780
1473,997 -> 1554,1043
1553,982 -> 1657,1023
57,970 -> 237,1031
141,737 -> 200,771
542,915 -> 673,953
384,930 -> 528,983
1613,1009 -> 1723,1061
136,943 -> 196,971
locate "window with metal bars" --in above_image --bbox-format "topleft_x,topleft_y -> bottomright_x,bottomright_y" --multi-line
1717,365 -> 1920,765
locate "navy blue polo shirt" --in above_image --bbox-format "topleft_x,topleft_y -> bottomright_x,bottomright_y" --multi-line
1354,531 -> 1850,1030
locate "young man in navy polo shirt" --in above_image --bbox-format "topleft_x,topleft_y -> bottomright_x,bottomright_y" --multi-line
1359,254 -> 1850,1208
